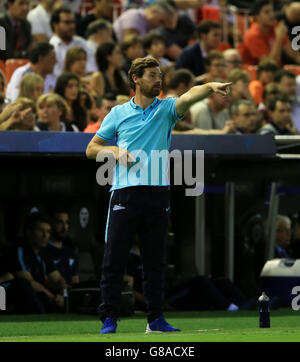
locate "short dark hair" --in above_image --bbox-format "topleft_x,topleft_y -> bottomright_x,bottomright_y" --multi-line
196,20 -> 221,36
204,50 -> 224,67
128,57 -> 160,91
96,41 -> 116,72
274,69 -> 296,83
25,212 -> 50,233
95,93 -> 116,108
169,69 -> 194,89
143,31 -> 166,51
85,19 -> 112,39
250,0 -> 272,16
28,42 -> 54,64
257,59 -> 279,77
50,8 -> 73,31
230,100 -> 255,117
268,95 -> 291,112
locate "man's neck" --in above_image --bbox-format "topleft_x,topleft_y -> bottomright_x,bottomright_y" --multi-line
30,63 -> 46,78
56,33 -> 73,45
29,241 -> 40,255
134,93 -> 156,110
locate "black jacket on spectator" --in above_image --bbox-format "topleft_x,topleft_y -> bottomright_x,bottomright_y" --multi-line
0,13 -> 32,60
175,43 -> 205,77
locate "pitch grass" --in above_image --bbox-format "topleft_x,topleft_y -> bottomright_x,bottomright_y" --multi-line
0,310 -> 300,342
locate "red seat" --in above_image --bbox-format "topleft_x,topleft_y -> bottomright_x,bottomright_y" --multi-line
284,65 -> 300,76
0,60 -> 5,75
5,59 -> 29,82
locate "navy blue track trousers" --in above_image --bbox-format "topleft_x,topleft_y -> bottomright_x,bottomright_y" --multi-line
98,186 -> 170,322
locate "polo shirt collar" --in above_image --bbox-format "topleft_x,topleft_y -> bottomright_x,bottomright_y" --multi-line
129,97 -> 159,110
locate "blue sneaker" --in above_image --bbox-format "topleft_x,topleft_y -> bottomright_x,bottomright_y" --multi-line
100,318 -> 118,334
146,316 -> 181,333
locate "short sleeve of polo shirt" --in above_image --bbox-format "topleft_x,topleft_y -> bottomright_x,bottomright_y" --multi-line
96,107 -> 116,141
164,97 -> 183,125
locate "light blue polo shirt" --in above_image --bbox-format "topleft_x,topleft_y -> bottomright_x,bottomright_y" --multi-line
96,96 -> 182,191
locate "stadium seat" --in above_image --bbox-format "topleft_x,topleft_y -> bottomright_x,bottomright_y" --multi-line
243,64 -> 258,81
0,60 -> 5,75
284,65 -> 300,76
5,59 -> 29,83
201,5 -> 220,22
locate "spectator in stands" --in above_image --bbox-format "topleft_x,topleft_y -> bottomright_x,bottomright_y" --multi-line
6,213 -> 67,313
166,69 -> 235,135
258,82 -> 281,123
121,35 -> 144,74
277,2 -> 300,43
223,49 -> 243,73
63,46 -> 88,79
27,0 -> 61,42
78,0 -> 113,38
85,19 -> 113,73
45,209 -> 79,286
230,100 -> 259,134
18,74 -> 44,103
50,8 -> 95,77
241,0 -> 300,66
143,31 -> 171,67
198,51 -> 226,84
54,72 -> 87,131
113,0 -> 174,42
274,215 -> 292,258
249,59 -> 279,106
274,69 -> 300,132
158,0 -> 196,61
92,41 -> 131,97
175,20 -> 221,77
84,93 -> 117,134
190,79 -> 232,130
0,0 -> 32,60
36,93 -> 79,132
0,97 -> 37,131
6,42 -> 57,103
258,95 -> 296,135
227,69 -> 252,102
0,70 -> 6,110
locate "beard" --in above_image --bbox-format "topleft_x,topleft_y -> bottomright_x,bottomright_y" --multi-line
140,84 -> 161,98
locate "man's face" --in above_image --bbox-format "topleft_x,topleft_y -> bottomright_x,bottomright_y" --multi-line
95,0 -> 113,18
135,67 -> 162,98
232,79 -> 250,98
202,28 -> 221,51
55,12 -> 75,41
256,4 -> 275,27
211,92 -> 231,109
276,220 -> 291,249
225,55 -> 243,73
147,10 -> 167,29
279,76 -> 297,102
40,49 -> 57,75
233,104 -> 258,133
8,0 -> 30,21
52,213 -> 70,241
97,99 -> 116,122
270,100 -> 292,128
208,58 -> 226,79
31,222 -> 51,249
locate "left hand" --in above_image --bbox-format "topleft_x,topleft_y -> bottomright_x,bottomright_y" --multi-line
210,82 -> 232,96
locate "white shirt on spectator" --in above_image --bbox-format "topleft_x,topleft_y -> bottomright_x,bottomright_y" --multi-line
6,63 -> 56,102
86,39 -> 99,73
292,77 -> 300,131
190,98 -> 230,129
27,4 -> 53,40
50,34 -> 96,77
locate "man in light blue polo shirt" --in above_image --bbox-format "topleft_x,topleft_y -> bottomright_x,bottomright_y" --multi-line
86,57 -> 231,334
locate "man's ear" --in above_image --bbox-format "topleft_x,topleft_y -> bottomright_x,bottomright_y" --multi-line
132,74 -> 138,85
